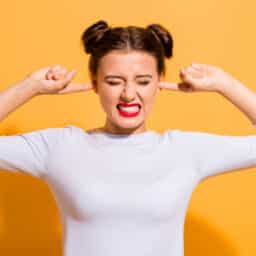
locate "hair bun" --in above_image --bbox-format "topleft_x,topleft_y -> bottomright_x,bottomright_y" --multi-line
81,20 -> 110,54
146,24 -> 173,58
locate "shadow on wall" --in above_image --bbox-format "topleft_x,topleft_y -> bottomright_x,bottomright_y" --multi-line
0,126 -> 22,136
184,211 -> 239,256
0,173 -> 239,256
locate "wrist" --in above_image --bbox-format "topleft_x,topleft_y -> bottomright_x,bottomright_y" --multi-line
215,73 -> 241,95
20,77 -> 41,97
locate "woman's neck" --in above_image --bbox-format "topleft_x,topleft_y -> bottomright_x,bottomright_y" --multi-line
89,126 -> 148,135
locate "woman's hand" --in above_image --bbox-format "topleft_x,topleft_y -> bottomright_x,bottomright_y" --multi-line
158,63 -> 234,93
25,64 -> 93,95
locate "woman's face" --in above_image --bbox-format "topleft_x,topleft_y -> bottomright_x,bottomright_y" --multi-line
91,50 -> 162,134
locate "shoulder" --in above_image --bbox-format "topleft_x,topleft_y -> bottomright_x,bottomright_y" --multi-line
162,128 -> 183,141
62,124 -> 93,141
162,128 -> 204,147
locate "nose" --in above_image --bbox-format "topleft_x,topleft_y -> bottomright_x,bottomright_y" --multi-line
120,84 -> 137,102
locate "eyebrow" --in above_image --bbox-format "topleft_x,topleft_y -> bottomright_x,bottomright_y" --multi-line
104,75 -> 152,79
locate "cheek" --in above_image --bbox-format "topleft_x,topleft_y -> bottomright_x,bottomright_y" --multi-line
143,93 -> 157,112
144,88 -> 157,103
98,90 -> 118,110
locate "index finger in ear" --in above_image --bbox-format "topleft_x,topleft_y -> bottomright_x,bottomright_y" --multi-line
158,81 -> 180,91
57,83 -> 94,94
71,83 -> 94,91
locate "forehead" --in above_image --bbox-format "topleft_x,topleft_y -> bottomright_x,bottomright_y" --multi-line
98,50 -> 157,76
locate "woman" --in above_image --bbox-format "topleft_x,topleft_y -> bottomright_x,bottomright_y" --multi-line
0,20 -> 256,256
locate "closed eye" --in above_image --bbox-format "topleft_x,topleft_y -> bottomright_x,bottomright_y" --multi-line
107,81 -> 150,85
107,81 -> 120,85
139,81 -> 150,85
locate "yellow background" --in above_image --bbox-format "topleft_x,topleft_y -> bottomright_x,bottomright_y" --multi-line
0,0 -> 256,255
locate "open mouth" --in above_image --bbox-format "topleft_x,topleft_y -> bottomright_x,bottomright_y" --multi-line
116,104 -> 141,111
116,104 -> 141,117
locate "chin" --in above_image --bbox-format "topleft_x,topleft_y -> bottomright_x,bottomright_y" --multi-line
108,117 -> 144,131
115,120 -> 141,129
105,107 -> 146,131
117,115 -> 144,126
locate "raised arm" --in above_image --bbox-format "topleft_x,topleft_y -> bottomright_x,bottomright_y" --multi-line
0,65 -> 92,177
160,63 -> 256,181
0,64 -> 90,122
159,62 -> 256,126
0,78 -> 38,122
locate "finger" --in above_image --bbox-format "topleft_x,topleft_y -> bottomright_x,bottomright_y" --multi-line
180,71 -> 198,85
158,81 -> 180,91
178,82 -> 195,93
52,66 -> 68,75
57,83 -> 94,94
57,71 -> 93,95
191,63 -> 214,73
195,63 -> 210,68
52,73 -> 62,80
46,65 -> 61,78
52,70 -> 68,80
48,66 -> 67,80
186,67 -> 204,78
51,64 -> 65,72
48,71 -> 62,80
191,62 -> 203,70
45,71 -> 52,80
45,65 -> 64,78
181,67 -> 199,77
183,66 -> 199,74
53,70 -> 77,88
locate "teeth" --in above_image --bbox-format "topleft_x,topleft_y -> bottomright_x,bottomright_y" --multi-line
118,106 -> 140,113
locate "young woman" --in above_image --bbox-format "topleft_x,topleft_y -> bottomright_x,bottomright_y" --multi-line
0,20 -> 256,256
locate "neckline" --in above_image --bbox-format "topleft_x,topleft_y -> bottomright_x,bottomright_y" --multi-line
87,129 -> 158,146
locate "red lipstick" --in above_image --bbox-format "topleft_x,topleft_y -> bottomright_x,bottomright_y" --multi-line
117,102 -> 141,107
117,102 -> 141,118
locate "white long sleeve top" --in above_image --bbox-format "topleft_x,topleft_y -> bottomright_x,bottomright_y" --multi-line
0,125 -> 256,256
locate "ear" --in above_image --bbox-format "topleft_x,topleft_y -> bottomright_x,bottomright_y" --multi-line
89,73 -> 98,94
157,74 -> 164,93
91,78 -> 98,94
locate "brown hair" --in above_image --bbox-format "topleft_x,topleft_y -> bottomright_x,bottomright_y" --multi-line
80,20 -> 174,79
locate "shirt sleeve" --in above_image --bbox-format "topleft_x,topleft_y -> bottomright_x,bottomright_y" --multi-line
0,126 -> 71,178
174,130 -> 256,181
